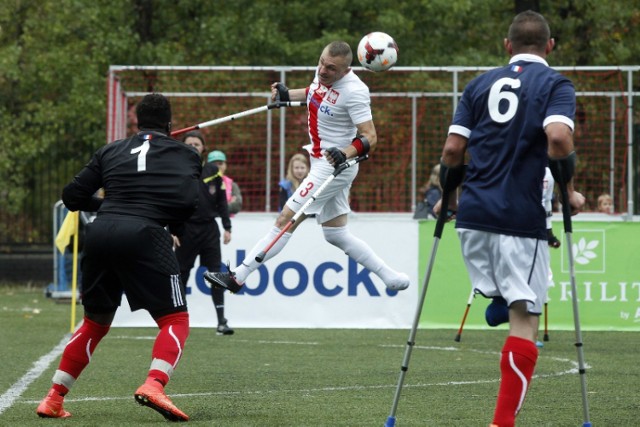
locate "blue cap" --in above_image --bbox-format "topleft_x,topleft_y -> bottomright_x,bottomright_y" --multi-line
207,150 -> 227,163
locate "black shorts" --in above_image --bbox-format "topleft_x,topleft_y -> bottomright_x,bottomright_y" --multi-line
175,220 -> 222,282
81,215 -> 186,314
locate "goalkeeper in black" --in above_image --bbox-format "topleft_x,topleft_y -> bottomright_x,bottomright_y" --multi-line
36,93 -> 201,422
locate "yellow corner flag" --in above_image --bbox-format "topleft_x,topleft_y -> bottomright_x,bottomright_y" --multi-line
55,211 -> 79,254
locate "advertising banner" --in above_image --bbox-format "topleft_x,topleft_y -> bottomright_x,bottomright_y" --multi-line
113,213 -> 418,329
420,216 -> 640,331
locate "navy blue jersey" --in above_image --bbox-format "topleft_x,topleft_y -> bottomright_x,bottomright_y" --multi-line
451,54 -> 575,239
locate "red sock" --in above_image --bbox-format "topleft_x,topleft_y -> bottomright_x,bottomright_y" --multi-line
53,316 -> 110,395
492,336 -> 538,427
147,312 -> 189,386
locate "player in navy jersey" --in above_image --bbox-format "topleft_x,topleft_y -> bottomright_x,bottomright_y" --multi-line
436,11 -> 585,426
36,94 -> 201,422
204,41 -> 410,294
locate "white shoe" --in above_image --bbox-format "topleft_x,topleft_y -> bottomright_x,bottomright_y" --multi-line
385,273 -> 410,291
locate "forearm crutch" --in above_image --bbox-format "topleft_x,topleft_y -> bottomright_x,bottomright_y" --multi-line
384,188 -> 452,427
543,302 -> 550,341
555,161 -> 591,427
254,155 -> 368,263
454,289 -> 475,342
170,101 -> 306,137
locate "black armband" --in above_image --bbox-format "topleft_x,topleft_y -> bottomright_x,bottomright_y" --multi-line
275,83 -> 290,102
439,161 -> 465,193
350,135 -> 370,156
548,151 -> 576,185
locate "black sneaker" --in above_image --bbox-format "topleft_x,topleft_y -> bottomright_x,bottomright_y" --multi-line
203,271 -> 243,294
216,321 -> 234,336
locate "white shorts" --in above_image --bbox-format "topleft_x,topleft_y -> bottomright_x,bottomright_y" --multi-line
457,228 -> 550,314
284,155 -> 357,224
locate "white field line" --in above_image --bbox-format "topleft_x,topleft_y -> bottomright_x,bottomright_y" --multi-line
0,333 -> 70,415
110,336 -> 320,346
6,336 -> 580,410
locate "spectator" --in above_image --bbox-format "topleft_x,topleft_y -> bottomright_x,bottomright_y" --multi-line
414,164 -> 442,219
437,11 -> 585,425
279,153 -> 310,211
208,150 -> 242,215
597,193 -> 613,213
176,131 -> 234,336
36,93 -> 201,421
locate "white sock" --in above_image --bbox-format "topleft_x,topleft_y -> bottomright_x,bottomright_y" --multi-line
234,226 -> 292,283
322,225 -> 400,285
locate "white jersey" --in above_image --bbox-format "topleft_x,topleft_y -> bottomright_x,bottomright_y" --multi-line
304,69 -> 372,158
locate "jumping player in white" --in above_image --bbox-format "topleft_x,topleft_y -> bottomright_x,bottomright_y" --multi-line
204,41 -> 410,293
436,11 -> 585,426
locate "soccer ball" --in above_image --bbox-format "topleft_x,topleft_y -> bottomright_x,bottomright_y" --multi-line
357,32 -> 399,72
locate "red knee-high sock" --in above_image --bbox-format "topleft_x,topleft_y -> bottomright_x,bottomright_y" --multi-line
146,312 -> 189,388
492,336 -> 538,427
52,316 -> 110,395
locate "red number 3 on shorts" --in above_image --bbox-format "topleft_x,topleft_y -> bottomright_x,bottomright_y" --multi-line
299,182 -> 314,198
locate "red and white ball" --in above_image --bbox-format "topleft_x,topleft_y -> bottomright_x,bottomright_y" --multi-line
357,32 -> 399,72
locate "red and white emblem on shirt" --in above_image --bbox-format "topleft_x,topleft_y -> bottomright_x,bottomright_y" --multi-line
314,86 -> 327,97
326,89 -> 340,104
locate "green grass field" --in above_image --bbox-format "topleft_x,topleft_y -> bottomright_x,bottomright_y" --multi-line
1,285 -> 638,426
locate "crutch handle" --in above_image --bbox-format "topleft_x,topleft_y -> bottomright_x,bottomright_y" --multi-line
433,190 -> 451,239
333,154 -> 368,175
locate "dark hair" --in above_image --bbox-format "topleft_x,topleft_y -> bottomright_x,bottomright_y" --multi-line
508,10 -> 550,53
136,93 -> 172,130
181,130 -> 205,145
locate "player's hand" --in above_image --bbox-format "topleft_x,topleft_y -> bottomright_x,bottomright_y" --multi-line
171,235 -> 180,249
547,228 -> 561,248
223,230 -> 231,245
568,190 -> 586,215
271,82 -> 290,103
324,147 -> 347,167
433,195 -> 457,222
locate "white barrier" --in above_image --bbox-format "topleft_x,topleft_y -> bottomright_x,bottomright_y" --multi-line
113,213 -> 418,329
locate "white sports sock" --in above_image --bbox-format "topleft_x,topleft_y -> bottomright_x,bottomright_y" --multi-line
234,226 -> 292,283
322,225 -> 401,285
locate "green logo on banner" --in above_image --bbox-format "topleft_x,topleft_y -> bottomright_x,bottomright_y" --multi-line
562,229 -> 605,273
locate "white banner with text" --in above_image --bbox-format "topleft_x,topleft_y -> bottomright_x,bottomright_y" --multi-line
113,213 -> 418,329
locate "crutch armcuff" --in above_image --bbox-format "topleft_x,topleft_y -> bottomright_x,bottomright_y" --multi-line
350,135 -> 370,156
548,151 -> 576,185
275,83 -> 290,102
439,161 -> 465,193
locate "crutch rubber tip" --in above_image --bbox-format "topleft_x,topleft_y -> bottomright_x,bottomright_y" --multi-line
255,252 -> 265,263
454,334 -> 461,342
543,334 -> 550,341
384,416 -> 396,427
